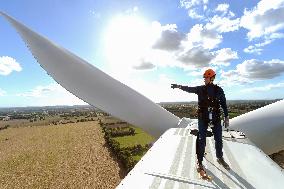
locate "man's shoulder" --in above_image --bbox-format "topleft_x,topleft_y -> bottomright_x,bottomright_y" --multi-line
197,85 -> 205,90
197,84 -> 223,91
213,84 -> 224,93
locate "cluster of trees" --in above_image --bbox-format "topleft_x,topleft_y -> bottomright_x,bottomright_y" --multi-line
165,106 -> 197,118
11,114 -> 32,119
164,101 -> 281,119
105,136 -> 138,172
10,112 -> 48,120
102,121 -> 127,126
103,126 -> 135,137
123,144 -> 151,156
99,121 -> 151,172
59,112 -> 97,118
50,117 -> 96,125
29,116 -> 45,122
76,118 -> 95,122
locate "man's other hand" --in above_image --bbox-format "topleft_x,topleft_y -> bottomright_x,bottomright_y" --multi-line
224,116 -> 229,128
171,84 -> 178,89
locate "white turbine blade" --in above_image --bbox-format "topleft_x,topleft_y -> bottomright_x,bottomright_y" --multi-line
1,12 -> 180,137
230,99 -> 284,154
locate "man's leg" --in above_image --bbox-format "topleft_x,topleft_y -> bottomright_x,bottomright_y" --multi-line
212,120 -> 223,159
197,119 -> 208,165
212,120 -> 230,170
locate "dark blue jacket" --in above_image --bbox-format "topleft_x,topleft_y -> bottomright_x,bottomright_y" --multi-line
180,83 -> 228,118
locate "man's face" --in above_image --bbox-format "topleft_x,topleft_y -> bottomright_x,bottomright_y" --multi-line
204,77 -> 211,85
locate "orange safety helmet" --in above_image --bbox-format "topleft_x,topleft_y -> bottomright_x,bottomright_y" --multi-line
203,69 -> 216,78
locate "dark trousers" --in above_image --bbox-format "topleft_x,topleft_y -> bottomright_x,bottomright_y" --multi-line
196,119 -> 223,164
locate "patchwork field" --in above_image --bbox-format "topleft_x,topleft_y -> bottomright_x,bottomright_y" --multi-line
0,113 -> 283,189
0,121 -> 125,189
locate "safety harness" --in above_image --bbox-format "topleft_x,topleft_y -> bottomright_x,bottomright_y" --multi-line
198,84 -> 221,123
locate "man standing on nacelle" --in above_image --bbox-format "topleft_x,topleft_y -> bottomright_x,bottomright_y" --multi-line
171,69 -> 230,178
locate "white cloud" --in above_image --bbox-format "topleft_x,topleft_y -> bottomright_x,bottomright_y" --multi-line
0,56 -> 22,75
240,0 -> 284,40
188,71 -> 202,77
0,88 -> 6,96
206,15 -> 240,33
183,16 -> 239,51
176,46 -> 238,70
188,9 -> 205,19
228,11 -> 235,18
178,3 -> 240,55
104,16 -> 239,76
189,78 -> 204,86
121,74 -> 198,103
104,19 -> 216,72
265,32 -> 284,40
16,84 -> 86,106
188,66 -> 219,78
244,33 -> 284,55
180,0 -> 208,20
132,60 -> 156,70
186,24 -> 222,50
150,23 -> 238,69
212,48 -> 238,66
243,45 -> 263,55
180,0 -> 208,9
180,0 -> 237,22
242,82 -> 284,92
141,49 -> 179,69
216,4 -> 229,13
176,46 -> 214,68
236,59 -> 284,79
244,39 -> 273,55
219,70 -> 252,87
152,23 -> 185,51
221,59 -> 284,87
17,85 -> 55,98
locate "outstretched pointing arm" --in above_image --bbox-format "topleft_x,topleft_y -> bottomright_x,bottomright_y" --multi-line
171,84 -> 198,94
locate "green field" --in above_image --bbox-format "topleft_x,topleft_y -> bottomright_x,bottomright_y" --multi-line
113,126 -> 155,148
228,112 -> 242,118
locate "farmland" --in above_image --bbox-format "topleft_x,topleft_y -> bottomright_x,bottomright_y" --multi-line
0,119 -> 124,189
0,100 -> 283,188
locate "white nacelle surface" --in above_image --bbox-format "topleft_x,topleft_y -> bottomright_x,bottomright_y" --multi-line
118,127 -> 284,189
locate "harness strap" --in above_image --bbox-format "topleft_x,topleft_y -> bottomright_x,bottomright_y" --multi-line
198,84 -> 221,122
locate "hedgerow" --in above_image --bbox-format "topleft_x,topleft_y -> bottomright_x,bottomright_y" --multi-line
99,120 -> 151,172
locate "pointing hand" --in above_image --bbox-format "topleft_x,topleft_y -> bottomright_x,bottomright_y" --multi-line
171,84 -> 180,89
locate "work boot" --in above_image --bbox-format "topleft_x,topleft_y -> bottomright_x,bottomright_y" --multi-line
217,158 -> 230,170
196,162 -> 204,173
196,162 -> 212,180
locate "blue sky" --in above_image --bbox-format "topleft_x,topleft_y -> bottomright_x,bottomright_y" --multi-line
1,0 -> 284,107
